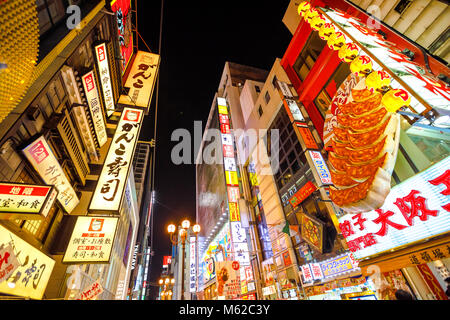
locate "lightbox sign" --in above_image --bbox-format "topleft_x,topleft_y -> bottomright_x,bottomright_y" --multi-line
320,7 -> 450,112
300,253 -> 359,283
338,156 -> 450,260
0,225 -> 55,300
82,70 -> 108,147
89,107 -> 143,212
111,0 -> 133,76
118,51 -> 160,110
308,150 -> 332,185
62,216 -> 119,264
189,236 -> 196,293
0,182 -> 57,220
22,136 -> 79,213
94,42 -> 115,117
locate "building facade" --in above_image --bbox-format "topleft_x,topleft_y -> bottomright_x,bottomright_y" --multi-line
0,0 -> 158,300
278,0 -> 449,300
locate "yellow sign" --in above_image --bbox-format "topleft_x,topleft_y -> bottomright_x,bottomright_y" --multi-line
229,202 -> 241,222
225,171 -> 238,186
0,225 -> 55,300
218,105 -> 228,115
63,216 -> 119,264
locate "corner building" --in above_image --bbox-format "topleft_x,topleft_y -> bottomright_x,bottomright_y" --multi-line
279,0 -> 450,300
0,1 -> 157,300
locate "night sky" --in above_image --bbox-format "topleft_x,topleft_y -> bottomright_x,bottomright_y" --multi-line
137,0 -> 292,299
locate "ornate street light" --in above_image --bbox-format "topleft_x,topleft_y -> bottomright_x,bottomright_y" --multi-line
167,220 -> 201,300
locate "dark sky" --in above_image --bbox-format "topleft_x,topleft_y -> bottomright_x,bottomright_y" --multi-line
137,0 -> 292,299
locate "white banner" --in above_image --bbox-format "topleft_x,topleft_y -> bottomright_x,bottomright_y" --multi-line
89,107 -> 143,212
82,70 -> 108,147
95,43 -> 115,117
22,136 -> 79,213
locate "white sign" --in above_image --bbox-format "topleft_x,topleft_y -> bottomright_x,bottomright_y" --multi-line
0,225 -> 55,299
94,43 -> 115,117
82,70 -> 108,147
118,51 -> 160,109
301,264 -> 313,283
308,150 -> 332,185
78,279 -> 103,300
224,157 -> 236,171
262,285 -> 276,296
277,80 -> 294,98
189,236 -> 196,293
310,263 -> 324,280
89,107 -> 143,212
230,221 -> 246,243
338,156 -> 450,260
286,99 -> 305,122
233,242 -> 251,266
71,105 -> 98,161
221,133 -> 233,146
63,216 -> 119,263
0,244 -> 19,283
0,182 -> 56,219
60,65 -> 83,105
22,136 -> 79,213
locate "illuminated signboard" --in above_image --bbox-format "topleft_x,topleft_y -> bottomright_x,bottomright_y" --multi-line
118,51 -> 160,109
308,150 -> 332,185
89,107 -> 143,212
338,157 -> 450,260
163,255 -> 172,267
71,105 -> 98,162
78,279 -> 104,300
296,125 -> 318,150
81,70 -> 108,147
22,136 -> 79,213
300,253 -> 359,283
0,182 -> 57,220
0,225 -> 55,300
189,236 -> 196,293
63,216 -> 119,264
321,7 -> 449,112
300,212 -> 324,253
215,260 -> 241,298
111,0 -> 134,76
94,42 -> 115,117
288,181 -> 317,208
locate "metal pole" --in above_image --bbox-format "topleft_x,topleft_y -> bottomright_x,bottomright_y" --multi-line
181,240 -> 186,300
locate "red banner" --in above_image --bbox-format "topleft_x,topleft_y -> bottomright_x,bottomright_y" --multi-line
289,181 -> 317,208
417,263 -> 448,300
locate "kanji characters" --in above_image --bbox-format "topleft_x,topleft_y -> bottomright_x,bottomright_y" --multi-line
394,190 -> 438,226
372,209 -> 407,236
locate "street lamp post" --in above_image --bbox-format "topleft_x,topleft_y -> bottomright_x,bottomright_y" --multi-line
167,219 -> 200,300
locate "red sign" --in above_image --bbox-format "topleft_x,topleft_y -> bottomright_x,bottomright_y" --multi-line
282,250 -> 292,266
97,46 -> 106,62
220,123 -> 230,134
223,145 -> 234,158
219,114 -> 229,125
163,255 -> 172,267
288,181 -> 317,208
417,263 -> 448,300
296,125 -> 318,149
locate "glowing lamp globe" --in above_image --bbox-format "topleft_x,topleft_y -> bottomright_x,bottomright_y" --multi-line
193,224 -> 201,234
305,8 -> 319,23
167,224 -> 176,234
382,89 -> 411,113
319,23 -> 335,40
327,31 -> 346,50
181,219 -> 190,229
311,15 -> 326,31
297,1 -> 311,16
338,42 -> 359,63
350,55 -> 373,76
365,70 -> 391,93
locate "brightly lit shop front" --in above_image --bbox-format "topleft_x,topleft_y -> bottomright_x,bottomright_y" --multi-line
281,1 -> 450,300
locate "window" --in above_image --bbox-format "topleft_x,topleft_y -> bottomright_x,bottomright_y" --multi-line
258,105 -> 263,117
264,91 -> 271,104
394,0 -> 412,14
272,76 -> 278,89
255,85 -> 261,93
293,31 -> 326,81
314,62 -> 351,118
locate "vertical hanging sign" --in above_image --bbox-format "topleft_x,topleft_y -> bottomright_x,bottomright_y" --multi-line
94,42 -> 115,117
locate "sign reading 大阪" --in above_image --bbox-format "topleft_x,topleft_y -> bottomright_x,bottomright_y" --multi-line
118,51 -> 160,110
82,70 -> 108,147
0,182 -> 57,220
94,42 -> 115,117
22,136 -> 79,214
338,157 -> 450,260
63,216 -> 119,264
89,107 -> 143,212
